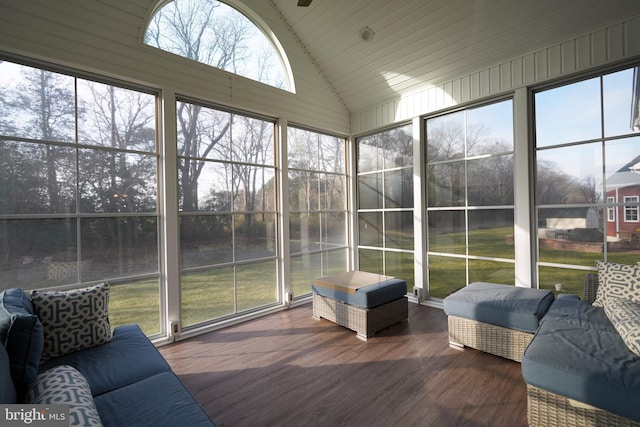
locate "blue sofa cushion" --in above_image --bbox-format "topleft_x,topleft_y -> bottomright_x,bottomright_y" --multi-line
39,324 -> 171,397
540,294 -> 614,332
522,298 -> 640,422
93,372 -> 216,427
443,282 -> 554,333
31,283 -> 112,361
0,343 -> 17,403
0,288 -> 44,398
312,278 -> 407,309
27,365 -> 103,426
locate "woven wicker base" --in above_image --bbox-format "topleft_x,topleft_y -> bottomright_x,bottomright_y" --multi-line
312,293 -> 408,340
447,315 -> 533,362
527,385 -> 640,427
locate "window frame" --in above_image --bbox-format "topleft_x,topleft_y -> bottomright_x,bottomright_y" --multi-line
607,196 -> 616,222
287,125 -> 350,299
143,0 -> 295,92
624,195 -> 639,222
532,62 -> 640,296
424,98 -> 516,298
356,123 -> 415,291
0,56 -> 163,335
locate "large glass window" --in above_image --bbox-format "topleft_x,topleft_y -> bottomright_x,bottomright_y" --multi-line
177,100 -> 278,327
426,100 -> 515,298
534,66 -> 640,295
145,0 -> 291,91
0,60 -> 160,334
357,124 -> 414,291
288,127 -> 348,298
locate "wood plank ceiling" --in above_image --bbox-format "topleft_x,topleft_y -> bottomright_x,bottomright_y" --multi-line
271,0 -> 640,113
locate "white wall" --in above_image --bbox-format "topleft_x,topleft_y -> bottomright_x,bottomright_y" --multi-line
0,0 -> 351,135
352,15 -> 640,134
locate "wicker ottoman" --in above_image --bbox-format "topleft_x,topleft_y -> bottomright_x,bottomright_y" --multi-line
312,271 -> 408,341
443,282 -> 554,362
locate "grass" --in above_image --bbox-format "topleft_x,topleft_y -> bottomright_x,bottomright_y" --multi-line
108,228 -> 639,335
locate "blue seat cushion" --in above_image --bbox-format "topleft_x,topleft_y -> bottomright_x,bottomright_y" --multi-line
443,282 -> 554,333
0,288 -> 44,399
94,371 -> 216,427
39,324 -> 170,396
312,278 -> 407,309
0,343 -> 17,403
522,298 -> 640,422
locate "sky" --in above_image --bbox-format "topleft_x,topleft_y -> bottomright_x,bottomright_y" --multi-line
535,67 -> 639,180
2,60 -> 638,183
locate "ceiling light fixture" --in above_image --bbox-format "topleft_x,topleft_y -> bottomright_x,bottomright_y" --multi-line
360,26 -> 374,42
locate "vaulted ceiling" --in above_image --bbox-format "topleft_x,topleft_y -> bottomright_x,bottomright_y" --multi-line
271,0 -> 640,113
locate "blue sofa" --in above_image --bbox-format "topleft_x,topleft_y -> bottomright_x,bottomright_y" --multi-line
522,272 -> 640,427
1,288 -> 216,427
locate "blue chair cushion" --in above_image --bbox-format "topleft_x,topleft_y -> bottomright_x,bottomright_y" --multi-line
312,278 -> 407,309
522,298 -> 640,422
0,288 -> 44,399
443,282 -> 554,333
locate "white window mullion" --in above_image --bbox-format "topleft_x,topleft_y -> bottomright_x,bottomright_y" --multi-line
412,116 -> 426,301
277,119 -> 291,302
513,87 -> 533,288
160,90 -> 181,340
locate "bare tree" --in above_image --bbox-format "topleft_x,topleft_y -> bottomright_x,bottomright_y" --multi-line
147,0 -> 269,213
8,68 -> 76,214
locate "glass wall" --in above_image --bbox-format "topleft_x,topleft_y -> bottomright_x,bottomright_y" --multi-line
534,66 -> 640,296
0,55 -> 353,338
287,127 -> 348,298
357,124 -> 415,291
0,60 -> 161,334
426,100 -> 515,298
177,100 -> 278,327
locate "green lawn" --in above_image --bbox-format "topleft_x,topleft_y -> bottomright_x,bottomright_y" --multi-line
108,229 -> 639,335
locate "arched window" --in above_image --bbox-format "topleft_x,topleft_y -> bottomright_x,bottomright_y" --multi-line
145,0 -> 292,91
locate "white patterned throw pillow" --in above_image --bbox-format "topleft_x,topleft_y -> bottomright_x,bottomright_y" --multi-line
604,297 -> 640,357
27,365 -> 103,427
593,261 -> 640,307
31,283 -> 112,361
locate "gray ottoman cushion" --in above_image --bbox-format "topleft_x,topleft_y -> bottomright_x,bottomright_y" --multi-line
443,282 -> 554,333
312,278 -> 407,309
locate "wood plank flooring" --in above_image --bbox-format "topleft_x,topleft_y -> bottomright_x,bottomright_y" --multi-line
159,302 -> 528,427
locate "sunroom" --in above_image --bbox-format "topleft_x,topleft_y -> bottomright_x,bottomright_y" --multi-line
1,0 -> 640,425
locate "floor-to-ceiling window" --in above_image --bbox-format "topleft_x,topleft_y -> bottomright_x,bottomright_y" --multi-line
357,124 -> 415,290
425,99 -> 515,298
178,99 -> 278,327
0,59 -> 161,334
287,127 -> 349,298
534,65 -> 640,296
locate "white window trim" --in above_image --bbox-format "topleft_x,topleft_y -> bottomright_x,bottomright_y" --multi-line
624,196 -> 639,223
607,197 -> 615,222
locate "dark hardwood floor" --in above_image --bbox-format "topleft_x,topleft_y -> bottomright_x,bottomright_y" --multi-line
159,302 -> 528,427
